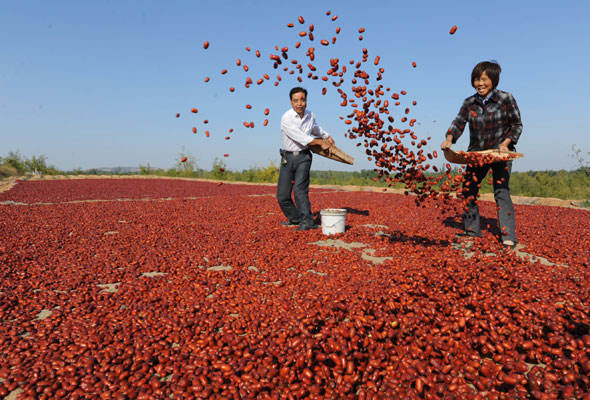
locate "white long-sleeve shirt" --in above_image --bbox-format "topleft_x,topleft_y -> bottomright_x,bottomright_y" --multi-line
280,108 -> 330,151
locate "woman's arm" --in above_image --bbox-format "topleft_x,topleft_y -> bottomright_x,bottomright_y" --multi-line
441,99 -> 470,149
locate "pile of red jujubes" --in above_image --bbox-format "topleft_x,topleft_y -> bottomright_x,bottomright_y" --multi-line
0,179 -> 282,204
1,179 -> 589,399
179,12 -> 475,211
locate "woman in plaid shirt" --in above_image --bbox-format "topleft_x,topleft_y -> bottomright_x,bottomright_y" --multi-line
441,61 -> 523,249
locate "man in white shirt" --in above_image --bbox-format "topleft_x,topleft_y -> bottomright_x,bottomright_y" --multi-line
278,87 -> 335,231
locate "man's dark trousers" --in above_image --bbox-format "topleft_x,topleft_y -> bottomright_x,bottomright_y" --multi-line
277,150 -> 314,226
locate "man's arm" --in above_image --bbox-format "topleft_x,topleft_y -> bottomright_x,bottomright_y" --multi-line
281,112 -> 315,147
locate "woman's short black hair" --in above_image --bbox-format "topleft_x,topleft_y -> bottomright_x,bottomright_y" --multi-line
290,87 -> 307,100
471,61 -> 501,89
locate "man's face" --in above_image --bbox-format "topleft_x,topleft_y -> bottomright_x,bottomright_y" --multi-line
290,92 -> 307,116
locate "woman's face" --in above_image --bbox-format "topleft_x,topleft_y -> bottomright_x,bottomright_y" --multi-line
473,72 -> 493,98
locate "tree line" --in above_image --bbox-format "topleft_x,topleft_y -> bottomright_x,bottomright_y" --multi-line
2,150 -> 589,204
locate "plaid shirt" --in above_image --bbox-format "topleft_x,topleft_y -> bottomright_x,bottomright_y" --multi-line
447,89 -> 523,151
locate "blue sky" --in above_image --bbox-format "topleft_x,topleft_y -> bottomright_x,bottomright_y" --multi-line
1,0 -> 589,173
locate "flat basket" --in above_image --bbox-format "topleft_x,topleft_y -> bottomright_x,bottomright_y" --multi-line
443,148 -> 524,164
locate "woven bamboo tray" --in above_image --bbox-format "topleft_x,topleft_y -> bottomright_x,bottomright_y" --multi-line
443,148 -> 524,164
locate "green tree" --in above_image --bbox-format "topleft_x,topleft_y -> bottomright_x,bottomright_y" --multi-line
2,151 -> 26,173
140,163 -> 154,175
570,144 -> 590,176
0,151 -> 58,175
255,161 -> 279,182
169,147 -> 198,177
211,158 -> 227,180
238,168 -> 257,182
25,155 -> 58,175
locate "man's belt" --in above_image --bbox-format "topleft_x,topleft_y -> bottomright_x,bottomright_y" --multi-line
280,149 -> 311,156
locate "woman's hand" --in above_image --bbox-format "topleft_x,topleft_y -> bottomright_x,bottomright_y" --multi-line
498,138 -> 512,153
441,135 -> 453,150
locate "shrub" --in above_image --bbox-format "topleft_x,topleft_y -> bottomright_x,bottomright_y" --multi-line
0,165 -> 18,179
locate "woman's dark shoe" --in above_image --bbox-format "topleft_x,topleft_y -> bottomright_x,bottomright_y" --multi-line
456,231 -> 480,238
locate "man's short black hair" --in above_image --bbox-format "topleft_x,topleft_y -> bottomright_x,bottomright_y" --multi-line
290,87 -> 307,100
471,61 -> 501,89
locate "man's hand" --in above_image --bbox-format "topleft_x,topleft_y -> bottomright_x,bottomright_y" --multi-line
320,139 -> 331,150
326,136 -> 335,146
310,138 -> 333,152
320,139 -> 333,156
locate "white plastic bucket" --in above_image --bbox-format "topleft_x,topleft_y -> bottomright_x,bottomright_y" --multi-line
320,209 -> 347,235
